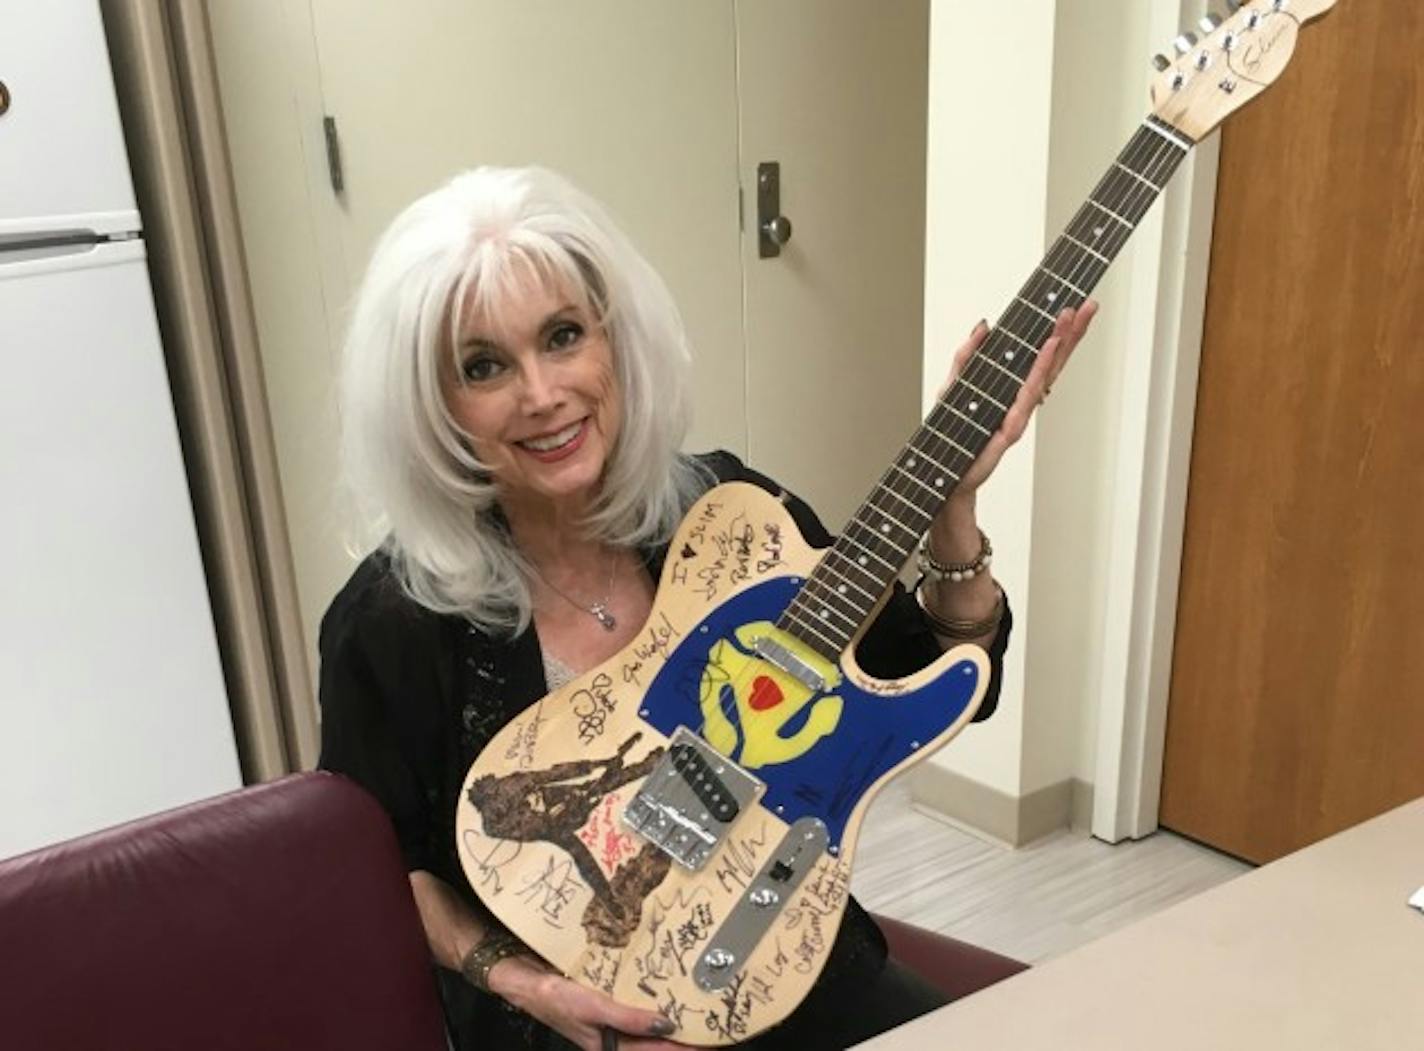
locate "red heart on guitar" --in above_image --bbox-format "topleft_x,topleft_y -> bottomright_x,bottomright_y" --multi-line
749,674 -> 783,711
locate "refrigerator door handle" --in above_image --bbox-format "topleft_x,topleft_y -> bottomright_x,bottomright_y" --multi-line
0,235 -> 145,279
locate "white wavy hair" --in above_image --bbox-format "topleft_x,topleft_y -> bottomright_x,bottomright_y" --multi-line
339,166 -> 707,633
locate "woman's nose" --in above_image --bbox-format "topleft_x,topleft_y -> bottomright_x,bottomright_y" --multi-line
518,358 -> 562,413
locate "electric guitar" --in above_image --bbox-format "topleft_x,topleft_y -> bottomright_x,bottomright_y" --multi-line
457,3 -> 1336,1042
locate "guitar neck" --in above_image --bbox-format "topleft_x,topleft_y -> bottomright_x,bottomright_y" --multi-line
780,116 -> 1196,660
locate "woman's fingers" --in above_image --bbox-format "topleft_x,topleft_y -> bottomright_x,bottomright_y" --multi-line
938,319 -> 990,396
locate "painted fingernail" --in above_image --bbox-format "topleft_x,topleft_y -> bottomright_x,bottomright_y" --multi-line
648,1017 -> 677,1036
975,318 -> 989,334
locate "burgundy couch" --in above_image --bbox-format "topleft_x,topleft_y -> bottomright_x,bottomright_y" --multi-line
0,772 -> 1025,1049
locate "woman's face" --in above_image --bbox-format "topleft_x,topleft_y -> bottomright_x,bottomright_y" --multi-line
444,268 -> 620,512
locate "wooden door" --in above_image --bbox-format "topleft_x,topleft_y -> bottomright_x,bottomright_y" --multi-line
1159,0 -> 1424,864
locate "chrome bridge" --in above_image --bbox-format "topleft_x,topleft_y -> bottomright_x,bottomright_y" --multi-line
622,727 -> 763,871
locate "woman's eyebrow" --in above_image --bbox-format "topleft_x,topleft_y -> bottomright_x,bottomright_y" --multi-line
538,305 -> 580,333
459,304 -> 580,350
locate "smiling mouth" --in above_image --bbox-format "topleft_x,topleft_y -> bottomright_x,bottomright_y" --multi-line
516,419 -> 586,453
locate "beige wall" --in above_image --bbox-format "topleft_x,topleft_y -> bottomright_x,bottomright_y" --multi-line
920,0 -> 1206,831
920,0 -> 1058,799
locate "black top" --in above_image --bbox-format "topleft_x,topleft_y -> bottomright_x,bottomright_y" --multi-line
317,450 -> 1012,1049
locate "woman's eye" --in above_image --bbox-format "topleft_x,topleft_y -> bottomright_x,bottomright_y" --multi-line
548,322 -> 584,350
461,354 -> 503,382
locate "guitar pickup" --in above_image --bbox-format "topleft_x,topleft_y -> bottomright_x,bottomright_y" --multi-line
623,727 -> 762,871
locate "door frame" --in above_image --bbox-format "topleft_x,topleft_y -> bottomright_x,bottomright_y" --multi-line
1089,0 -> 1223,842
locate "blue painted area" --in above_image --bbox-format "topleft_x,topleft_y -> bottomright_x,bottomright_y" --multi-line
642,577 -> 981,849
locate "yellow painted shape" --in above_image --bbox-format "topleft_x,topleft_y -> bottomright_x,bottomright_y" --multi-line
698,621 -> 843,770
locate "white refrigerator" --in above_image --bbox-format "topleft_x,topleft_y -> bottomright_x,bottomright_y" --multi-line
0,0 -> 241,859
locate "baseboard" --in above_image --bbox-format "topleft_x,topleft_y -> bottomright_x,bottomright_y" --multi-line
909,765 -> 1094,847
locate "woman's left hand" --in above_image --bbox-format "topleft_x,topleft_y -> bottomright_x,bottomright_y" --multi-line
943,301 -> 1098,498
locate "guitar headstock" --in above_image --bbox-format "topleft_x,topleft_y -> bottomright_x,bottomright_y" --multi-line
1149,0 -> 1338,141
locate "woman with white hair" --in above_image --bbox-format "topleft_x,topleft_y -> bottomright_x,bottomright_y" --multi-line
318,166 -> 1095,1050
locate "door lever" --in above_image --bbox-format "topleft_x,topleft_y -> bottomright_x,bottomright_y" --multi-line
757,162 -> 793,258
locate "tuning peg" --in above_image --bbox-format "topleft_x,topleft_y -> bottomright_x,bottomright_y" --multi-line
1200,14 -> 1223,33
1173,33 -> 1198,55
1152,53 -> 1173,72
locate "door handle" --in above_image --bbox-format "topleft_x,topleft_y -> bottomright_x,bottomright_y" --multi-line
757,162 -> 793,258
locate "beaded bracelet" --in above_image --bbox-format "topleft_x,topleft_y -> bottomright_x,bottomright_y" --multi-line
459,929 -> 530,992
916,528 -> 993,583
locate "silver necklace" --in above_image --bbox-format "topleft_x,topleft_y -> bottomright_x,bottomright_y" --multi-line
533,549 -> 620,632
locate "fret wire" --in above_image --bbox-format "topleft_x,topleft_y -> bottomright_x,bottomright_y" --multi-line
788,591 -> 861,632
974,349 -> 1025,387
976,333 -> 1035,385
996,325 -> 1040,354
904,435 -> 967,478
906,431 -> 971,481
1063,233 -> 1110,265
811,552 -> 886,604
873,481 -> 935,521
943,401 -> 993,437
888,462 -> 943,499
1001,301 -> 1056,348
962,356 -> 1022,408
837,533 -> 902,573
846,514 -> 916,548
939,381 -> 1008,432
922,419 -> 978,458
957,376 -> 1010,413
1021,272 -> 1087,315
779,609 -> 847,654
799,575 -> 875,623
1013,295 -> 1058,325
816,554 -> 883,605
1114,159 -> 1161,192
1086,198 -> 1133,229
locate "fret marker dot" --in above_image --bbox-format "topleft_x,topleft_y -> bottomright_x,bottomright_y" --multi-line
1093,226 -> 1105,238
858,556 -> 868,566
1005,350 -> 1016,361
1046,291 -> 1058,303
935,477 -> 945,488
906,457 -> 917,468
881,523 -> 891,533
837,585 -> 847,594
969,401 -> 979,411
820,608 -> 830,619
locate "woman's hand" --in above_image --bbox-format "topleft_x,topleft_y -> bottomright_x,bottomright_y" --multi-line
939,303 -> 1093,498
490,956 -> 688,1050
945,301 -> 1098,499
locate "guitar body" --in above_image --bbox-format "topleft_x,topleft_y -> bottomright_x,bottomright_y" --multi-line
457,482 -> 989,1044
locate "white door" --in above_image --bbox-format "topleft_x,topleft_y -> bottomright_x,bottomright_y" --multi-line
736,0 -> 930,528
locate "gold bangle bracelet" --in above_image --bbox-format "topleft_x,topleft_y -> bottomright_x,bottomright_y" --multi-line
916,581 -> 1005,639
